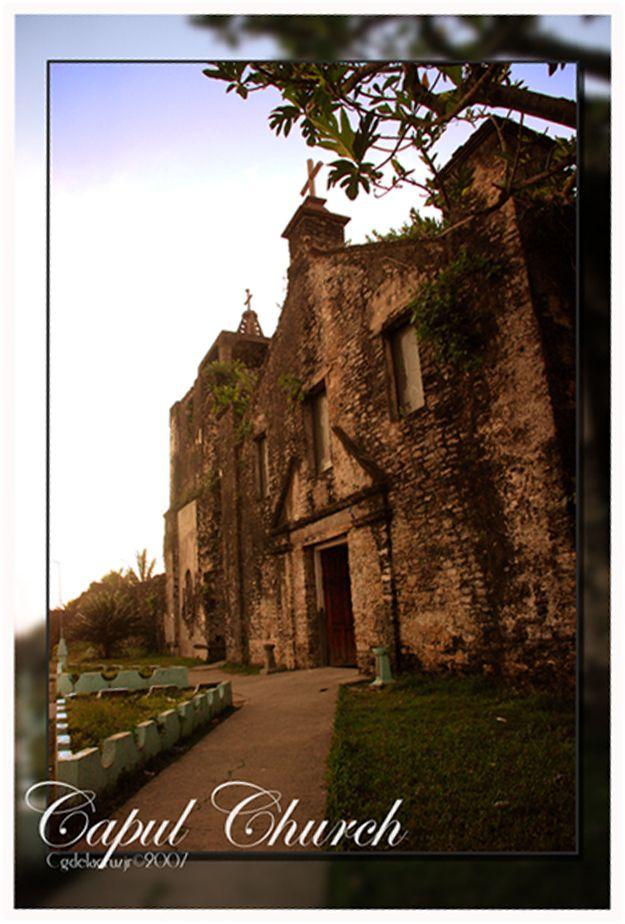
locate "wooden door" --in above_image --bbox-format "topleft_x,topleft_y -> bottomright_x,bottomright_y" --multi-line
320,544 -> 357,666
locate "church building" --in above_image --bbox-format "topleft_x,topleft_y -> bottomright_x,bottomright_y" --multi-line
163,119 -> 575,682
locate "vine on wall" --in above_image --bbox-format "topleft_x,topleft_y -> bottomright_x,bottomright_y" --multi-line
408,245 -> 505,370
202,359 -> 257,439
278,372 -> 304,403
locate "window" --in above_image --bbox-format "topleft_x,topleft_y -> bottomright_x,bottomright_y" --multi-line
388,323 -> 425,416
181,569 -> 195,627
256,433 -> 269,499
311,386 -> 331,474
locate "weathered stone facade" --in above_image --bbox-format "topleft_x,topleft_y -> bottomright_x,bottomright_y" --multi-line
164,121 -> 575,683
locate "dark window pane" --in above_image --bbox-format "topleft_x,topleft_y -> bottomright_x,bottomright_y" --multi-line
256,434 -> 268,498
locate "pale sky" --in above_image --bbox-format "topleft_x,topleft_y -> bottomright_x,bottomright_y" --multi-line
11,14 -> 598,630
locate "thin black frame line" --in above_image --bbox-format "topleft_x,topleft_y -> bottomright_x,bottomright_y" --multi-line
45,58 -> 51,790
46,58 -> 582,64
44,55 -> 581,863
575,60 -> 582,859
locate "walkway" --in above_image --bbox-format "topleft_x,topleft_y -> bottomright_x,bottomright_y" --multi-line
109,665 -> 358,853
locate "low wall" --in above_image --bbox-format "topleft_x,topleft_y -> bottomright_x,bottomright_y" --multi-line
55,681 -> 232,796
57,665 -> 189,696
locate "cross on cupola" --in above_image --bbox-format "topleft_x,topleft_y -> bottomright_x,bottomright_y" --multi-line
237,289 -> 264,337
300,159 -> 323,198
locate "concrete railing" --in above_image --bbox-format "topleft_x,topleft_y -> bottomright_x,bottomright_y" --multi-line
57,665 -> 189,696
55,681 -> 232,796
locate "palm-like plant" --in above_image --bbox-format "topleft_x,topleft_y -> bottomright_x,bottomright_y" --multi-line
128,549 -> 156,584
77,590 -> 137,659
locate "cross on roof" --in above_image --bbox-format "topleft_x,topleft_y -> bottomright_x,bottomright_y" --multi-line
300,159 -> 322,198
237,289 -> 264,338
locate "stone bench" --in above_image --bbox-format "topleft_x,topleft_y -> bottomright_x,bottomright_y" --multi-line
57,665 -> 189,696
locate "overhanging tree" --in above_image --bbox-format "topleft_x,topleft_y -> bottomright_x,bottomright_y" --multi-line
191,15 -> 608,81
202,62 -> 575,236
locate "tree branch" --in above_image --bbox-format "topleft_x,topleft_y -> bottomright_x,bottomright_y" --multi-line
474,83 -> 576,128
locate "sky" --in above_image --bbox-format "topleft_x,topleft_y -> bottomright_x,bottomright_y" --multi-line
11,14 -> 606,631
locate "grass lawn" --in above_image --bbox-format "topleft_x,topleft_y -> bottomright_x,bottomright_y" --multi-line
325,674 -> 575,853
66,689 -> 198,752
62,644 -> 204,673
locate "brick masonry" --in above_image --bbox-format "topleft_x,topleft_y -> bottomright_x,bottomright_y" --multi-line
163,121 -> 575,685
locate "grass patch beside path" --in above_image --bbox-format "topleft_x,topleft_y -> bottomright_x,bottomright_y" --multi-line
66,690 -> 197,752
325,674 -> 575,853
220,661 -> 262,675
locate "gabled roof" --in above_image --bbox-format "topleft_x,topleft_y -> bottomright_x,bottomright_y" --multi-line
438,117 -> 556,182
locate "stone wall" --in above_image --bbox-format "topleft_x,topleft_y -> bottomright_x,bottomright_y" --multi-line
163,329 -> 269,660
164,121 -> 575,684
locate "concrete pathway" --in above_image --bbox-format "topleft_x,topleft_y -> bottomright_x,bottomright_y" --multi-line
109,666 -> 358,853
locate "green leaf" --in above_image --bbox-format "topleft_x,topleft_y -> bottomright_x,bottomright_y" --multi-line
316,138 -> 344,155
440,65 -> 463,87
339,108 -> 355,153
